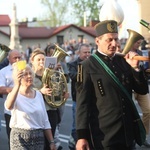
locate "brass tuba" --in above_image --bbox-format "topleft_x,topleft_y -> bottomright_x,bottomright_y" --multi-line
42,44 -> 69,108
122,29 -> 144,55
121,29 -> 150,61
0,44 -> 10,62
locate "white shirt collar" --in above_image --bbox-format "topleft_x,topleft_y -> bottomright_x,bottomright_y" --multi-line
97,49 -> 115,59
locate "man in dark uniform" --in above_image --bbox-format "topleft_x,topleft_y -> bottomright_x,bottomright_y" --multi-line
76,20 -> 149,150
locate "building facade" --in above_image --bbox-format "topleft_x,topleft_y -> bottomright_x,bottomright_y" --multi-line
138,0 -> 150,39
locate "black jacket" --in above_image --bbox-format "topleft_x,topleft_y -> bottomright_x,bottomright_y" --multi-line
76,51 -> 148,149
0,57 -> 9,70
67,57 -> 83,101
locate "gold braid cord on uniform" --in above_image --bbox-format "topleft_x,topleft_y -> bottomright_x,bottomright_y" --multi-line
77,64 -> 83,82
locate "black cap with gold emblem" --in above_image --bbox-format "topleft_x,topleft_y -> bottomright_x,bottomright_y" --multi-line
94,20 -> 118,37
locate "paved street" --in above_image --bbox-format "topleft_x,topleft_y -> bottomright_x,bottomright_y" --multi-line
0,83 -> 150,150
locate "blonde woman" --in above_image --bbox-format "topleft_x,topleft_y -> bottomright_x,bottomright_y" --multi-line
30,48 -> 69,150
5,64 -> 56,150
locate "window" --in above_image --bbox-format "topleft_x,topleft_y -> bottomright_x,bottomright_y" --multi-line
78,35 -> 84,43
57,36 -> 64,45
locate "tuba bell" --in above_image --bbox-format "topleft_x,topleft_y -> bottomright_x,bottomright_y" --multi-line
42,44 -> 69,108
121,29 -> 150,61
0,44 -> 10,62
122,29 -> 144,55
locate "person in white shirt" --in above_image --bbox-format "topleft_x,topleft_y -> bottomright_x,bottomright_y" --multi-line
5,64 -> 56,150
0,49 -> 22,148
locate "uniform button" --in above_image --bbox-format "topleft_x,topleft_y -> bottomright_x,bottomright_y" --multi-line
123,113 -> 125,115
122,98 -> 124,101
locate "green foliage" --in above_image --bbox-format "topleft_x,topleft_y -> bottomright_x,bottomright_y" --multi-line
70,0 -> 100,26
40,0 -> 100,26
40,0 -> 70,26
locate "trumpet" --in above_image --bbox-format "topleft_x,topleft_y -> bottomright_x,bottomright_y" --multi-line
118,29 -> 150,61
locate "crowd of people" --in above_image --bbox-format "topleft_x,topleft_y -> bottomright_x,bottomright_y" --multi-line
0,19 -> 150,150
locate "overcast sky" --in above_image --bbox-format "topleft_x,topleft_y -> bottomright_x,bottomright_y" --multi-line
0,0 -> 42,21
0,0 -> 138,21
0,0 -> 139,38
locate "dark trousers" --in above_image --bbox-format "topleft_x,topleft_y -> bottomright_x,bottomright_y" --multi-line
104,144 -> 134,150
44,109 -> 59,150
4,113 -> 11,149
4,113 -> 11,139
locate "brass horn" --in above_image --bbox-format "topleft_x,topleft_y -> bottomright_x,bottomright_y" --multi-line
42,44 -> 69,108
52,44 -> 69,63
0,44 -> 10,62
121,29 -> 150,61
122,29 -> 144,55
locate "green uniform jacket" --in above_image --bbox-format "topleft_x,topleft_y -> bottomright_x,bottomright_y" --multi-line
76,51 -> 149,149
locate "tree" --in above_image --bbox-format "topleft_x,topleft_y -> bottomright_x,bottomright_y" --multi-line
40,0 -> 71,27
70,0 -> 100,26
39,0 -> 100,26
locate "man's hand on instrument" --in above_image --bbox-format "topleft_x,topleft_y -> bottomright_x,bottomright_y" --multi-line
124,51 -> 140,68
54,63 -> 62,70
64,92 -> 69,99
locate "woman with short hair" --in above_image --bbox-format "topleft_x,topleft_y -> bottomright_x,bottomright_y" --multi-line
5,64 -> 56,150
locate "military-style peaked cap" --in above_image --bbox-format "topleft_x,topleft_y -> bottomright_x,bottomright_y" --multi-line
94,20 -> 118,37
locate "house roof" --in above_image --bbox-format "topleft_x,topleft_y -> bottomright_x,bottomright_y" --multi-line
80,26 -> 96,37
52,24 -> 96,37
0,15 -> 11,26
0,30 -> 9,36
19,24 -> 96,39
0,15 -> 96,39
19,27 -> 55,39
